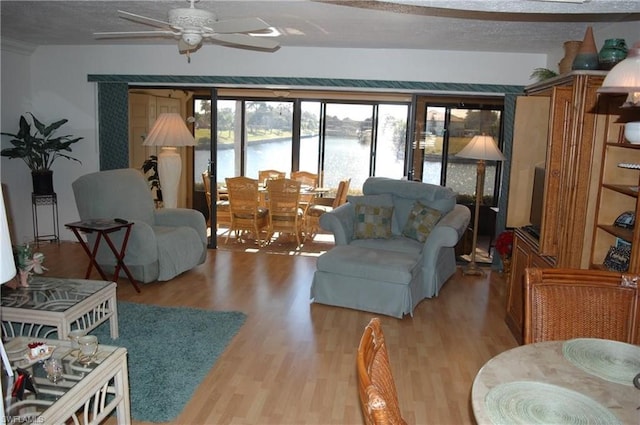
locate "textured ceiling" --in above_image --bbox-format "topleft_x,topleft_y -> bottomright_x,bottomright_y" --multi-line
1,0 -> 639,53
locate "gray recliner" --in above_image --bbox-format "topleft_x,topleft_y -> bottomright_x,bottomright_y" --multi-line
72,168 -> 207,283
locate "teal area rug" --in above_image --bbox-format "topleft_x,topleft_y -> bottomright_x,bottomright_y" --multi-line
91,302 -> 246,423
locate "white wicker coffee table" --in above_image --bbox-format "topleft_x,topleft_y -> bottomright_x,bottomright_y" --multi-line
4,336 -> 130,424
1,276 -> 118,340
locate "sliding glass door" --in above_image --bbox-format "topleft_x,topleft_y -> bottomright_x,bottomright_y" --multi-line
244,101 -> 294,179
197,96 -> 410,192
416,99 -> 504,206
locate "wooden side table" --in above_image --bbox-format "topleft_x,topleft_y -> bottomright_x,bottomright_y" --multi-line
65,220 -> 141,293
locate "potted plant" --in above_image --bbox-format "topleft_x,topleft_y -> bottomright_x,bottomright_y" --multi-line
495,230 -> 514,277
1,113 -> 83,194
141,155 -> 163,205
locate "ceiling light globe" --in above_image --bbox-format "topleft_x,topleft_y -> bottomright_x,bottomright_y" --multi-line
182,33 -> 202,46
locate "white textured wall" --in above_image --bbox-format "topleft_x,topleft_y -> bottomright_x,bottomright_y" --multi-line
1,42 -> 548,242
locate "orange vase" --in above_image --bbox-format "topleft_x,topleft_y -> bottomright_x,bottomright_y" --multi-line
572,26 -> 599,70
559,40 -> 582,74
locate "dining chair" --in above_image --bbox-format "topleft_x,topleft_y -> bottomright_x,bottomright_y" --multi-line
304,178 -> 350,239
291,170 -> 319,210
356,318 -> 407,425
225,176 -> 269,245
258,169 -> 286,184
266,178 -> 303,247
524,267 -> 640,345
202,171 -> 231,233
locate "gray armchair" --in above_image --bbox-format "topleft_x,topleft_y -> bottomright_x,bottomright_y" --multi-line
312,177 -> 470,317
72,168 -> 207,283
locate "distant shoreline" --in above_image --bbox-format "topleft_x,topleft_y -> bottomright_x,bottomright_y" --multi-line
195,134 -> 320,150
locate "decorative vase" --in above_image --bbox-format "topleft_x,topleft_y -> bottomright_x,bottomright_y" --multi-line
559,40 -> 582,74
598,38 -> 628,70
31,170 -> 54,195
572,26 -> 599,70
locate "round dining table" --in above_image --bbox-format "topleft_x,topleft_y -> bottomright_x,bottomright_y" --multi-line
471,339 -> 640,424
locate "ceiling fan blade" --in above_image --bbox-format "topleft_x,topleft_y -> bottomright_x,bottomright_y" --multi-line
209,17 -> 271,34
209,33 -> 280,50
94,30 -> 178,39
117,10 -> 180,30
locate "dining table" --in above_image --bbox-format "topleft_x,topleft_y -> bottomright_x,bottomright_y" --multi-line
471,338 -> 640,424
219,184 -> 330,196
219,184 -> 330,209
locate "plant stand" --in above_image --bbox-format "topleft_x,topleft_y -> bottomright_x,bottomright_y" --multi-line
31,192 -> 59,244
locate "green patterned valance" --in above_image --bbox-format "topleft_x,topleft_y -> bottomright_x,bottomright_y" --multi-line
88,74 -> 523,95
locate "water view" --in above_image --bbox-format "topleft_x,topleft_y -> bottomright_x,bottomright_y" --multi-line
195,136 -> 496,197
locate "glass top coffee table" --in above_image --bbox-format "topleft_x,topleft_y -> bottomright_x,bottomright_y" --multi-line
3,336 -> 130,424
1,276 -> 118,340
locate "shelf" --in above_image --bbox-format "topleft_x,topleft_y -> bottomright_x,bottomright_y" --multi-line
606,142 -> 640,149
602,184 -> 639,197
597,224 -> 633,242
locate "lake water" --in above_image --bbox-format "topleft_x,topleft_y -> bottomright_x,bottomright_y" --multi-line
195,136 -> 496,196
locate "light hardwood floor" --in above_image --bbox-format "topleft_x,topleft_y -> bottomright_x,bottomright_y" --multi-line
36,241 -> 517,425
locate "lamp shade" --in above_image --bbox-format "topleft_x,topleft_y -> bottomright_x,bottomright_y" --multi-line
598,42 -> 640,107
456,134 -> 506,161
599,42 -> 640,92
143,113 -> 196,147
0,186 -> 16,284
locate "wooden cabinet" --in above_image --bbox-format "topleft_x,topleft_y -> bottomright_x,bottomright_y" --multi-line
507,72 -> 607,265
590,94 -> 640,272
506,71 -> 609,342
505,228 -> 554,344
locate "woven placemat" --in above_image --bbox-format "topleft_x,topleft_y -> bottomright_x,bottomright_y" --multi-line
485,381 -> 620,425
563,338 -> 640,386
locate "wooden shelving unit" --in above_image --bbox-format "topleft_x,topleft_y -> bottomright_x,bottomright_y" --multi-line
590,97 -> 640,273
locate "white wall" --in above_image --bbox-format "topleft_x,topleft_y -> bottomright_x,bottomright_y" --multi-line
1,47 -> 35,244
0,41 -> 559,243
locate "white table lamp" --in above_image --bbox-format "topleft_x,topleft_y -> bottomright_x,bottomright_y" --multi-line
0,186 -> 17,415
143,113 -> 196,208
456,134 -> 506,276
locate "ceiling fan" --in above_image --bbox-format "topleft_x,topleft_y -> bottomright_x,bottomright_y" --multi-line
94,0 -> 280,61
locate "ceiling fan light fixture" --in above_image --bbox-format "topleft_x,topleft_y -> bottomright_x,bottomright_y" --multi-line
182,33 -> 203,46
96,0 -> 278,55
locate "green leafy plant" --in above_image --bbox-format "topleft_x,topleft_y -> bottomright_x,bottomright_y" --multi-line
530,68 -> 559,82
1,112 -> 83,171
142,155 -> 163,201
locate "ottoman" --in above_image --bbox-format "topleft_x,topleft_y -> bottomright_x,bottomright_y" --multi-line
310,245 -> 423,318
